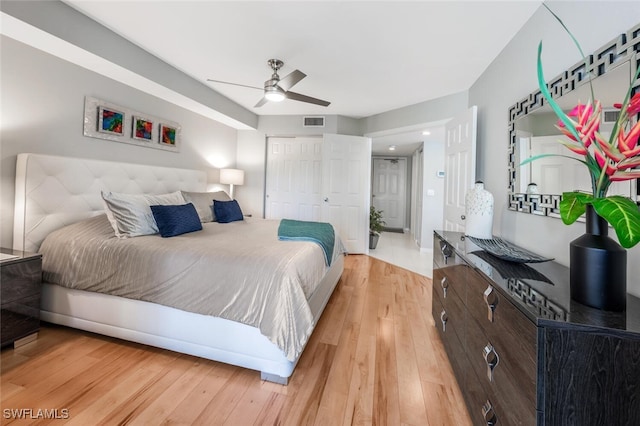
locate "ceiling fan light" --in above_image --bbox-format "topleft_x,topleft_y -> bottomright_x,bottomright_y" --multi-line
265,86 -> 285,102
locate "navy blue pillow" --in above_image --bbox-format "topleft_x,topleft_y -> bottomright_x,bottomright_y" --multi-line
213,199 -> 244,223
150,203 -> 203,237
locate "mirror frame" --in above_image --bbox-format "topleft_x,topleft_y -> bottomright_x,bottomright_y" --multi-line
508,22 -> 640,218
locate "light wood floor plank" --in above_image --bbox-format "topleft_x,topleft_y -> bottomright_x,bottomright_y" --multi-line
0,255 -> 470,425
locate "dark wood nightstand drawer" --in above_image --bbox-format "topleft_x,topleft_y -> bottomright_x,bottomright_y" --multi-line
1,294 -> 41,347
1,257 -> 42,303
1,249 -> 42,347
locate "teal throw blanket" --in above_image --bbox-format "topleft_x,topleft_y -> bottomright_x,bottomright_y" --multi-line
278,219 -> 335,266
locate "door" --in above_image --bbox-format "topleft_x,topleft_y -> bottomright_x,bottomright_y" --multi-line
265,134 -> 371,254
265,137 -> 323,221
372,158 -> 407,230
444,106 -> 477,232
322,134 -> 372,254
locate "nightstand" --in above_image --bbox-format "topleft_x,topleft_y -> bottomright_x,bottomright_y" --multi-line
1,248 -> 42,348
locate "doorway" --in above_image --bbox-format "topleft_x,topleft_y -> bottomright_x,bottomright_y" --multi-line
371,157 -> 407,231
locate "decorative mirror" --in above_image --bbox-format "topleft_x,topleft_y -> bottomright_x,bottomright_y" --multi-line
508,23 -> 640,217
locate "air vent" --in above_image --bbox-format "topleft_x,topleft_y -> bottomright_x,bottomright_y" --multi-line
303,116 -> 325,127
603,109 -> 620,124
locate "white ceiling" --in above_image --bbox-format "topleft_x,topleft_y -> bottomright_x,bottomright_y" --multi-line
52,1 -> 543,156
63,0 -> 542,121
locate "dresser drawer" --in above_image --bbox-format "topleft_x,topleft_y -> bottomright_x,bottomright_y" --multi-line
466,310 -> 536,425
432,289 -> 467,387
1,257 -> 42,303
464,362 -> 501,426
434,280 -> 466,345
433,263 -> 467,306
433,236 -> 464,269
466,269 -> 537,424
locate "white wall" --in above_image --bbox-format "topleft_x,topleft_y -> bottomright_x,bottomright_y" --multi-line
469,1 -> 640,297
421,140 -> 445,251
0,36 -> 237,248
236,130 -> 267,218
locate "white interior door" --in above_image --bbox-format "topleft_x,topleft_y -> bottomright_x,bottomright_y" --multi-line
322,133 -> 371,254
265,137 -> 323,221
444,106 -> 477,232
372,158 -> 407,230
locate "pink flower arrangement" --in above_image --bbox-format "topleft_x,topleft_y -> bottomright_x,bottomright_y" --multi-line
524,6 -> 640,248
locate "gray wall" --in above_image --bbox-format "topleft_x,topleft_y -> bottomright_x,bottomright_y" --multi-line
0,36 -> 237,248
1,0 -> 257,130
362,91 -> 468,134
469,1 -> 640,297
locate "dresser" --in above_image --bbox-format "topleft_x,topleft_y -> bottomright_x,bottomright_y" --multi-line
432,231 -> 640,426
1,248 -> 42,348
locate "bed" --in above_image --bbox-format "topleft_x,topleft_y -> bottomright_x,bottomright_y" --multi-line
12,153 -> 345,384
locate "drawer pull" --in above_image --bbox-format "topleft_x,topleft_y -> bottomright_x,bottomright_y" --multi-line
483,285 -> 499,322
440,276 -> 449,298
483,343 -> 500,382
440,310 -> 448,333
440,241 -> 453,264
482,400 -> 497,426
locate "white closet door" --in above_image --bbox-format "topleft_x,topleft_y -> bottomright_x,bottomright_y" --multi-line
265,134 -> 371,254
372,158 -> 407,230
322,134 -> 371,254
265,137 -> 323,221
444,105 -> 477,232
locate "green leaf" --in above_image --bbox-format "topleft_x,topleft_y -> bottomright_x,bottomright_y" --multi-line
591,196 -> 640,248
520,153 -> 588,167
542,4 -> 594,101
537,43 -> 582,143
560,192 -> 593,224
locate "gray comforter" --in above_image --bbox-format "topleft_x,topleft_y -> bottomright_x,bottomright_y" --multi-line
40,214 -> 343,361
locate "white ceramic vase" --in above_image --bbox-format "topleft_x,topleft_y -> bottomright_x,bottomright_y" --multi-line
465,181 -> 494,239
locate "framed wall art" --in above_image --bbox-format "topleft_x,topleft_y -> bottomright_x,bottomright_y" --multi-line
132,115 -> 154,141
83,96 -> 181,152
97,106 -> 124,136
159,123 -> 177,146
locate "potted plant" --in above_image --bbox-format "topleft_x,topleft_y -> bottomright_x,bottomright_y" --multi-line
369,206 -> 385,249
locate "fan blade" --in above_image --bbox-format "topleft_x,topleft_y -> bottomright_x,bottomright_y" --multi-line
254,96 -> 269,108
277,70 -> 306,92
285,91 -> 331,107
206,79 -> 263,91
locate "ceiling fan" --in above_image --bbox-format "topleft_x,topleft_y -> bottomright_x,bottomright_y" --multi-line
207,59 -> 330,108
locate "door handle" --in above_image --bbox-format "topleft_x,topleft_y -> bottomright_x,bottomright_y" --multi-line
461,214 -> 466,220
323,197 -> 329,202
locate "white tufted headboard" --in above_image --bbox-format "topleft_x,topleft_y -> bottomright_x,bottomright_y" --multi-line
13,153 -> 207,252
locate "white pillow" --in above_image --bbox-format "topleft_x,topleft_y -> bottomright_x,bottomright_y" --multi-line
101,190 -> 186,238
181,190 -> 231,222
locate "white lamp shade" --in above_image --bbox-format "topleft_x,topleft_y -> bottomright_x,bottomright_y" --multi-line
219,168 -> 245,186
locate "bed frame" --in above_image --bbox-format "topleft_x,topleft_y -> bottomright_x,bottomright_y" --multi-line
13,153 -> 344,384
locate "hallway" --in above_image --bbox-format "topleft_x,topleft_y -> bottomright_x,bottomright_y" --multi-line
367,231 -> 433,278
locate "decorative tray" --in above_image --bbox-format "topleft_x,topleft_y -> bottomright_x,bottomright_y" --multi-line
465,236 -> 554,263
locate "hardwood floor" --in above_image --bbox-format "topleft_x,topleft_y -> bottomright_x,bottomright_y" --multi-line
1,255 -> 471,425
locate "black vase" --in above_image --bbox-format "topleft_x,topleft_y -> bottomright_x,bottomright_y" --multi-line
570,205 -> 627,311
